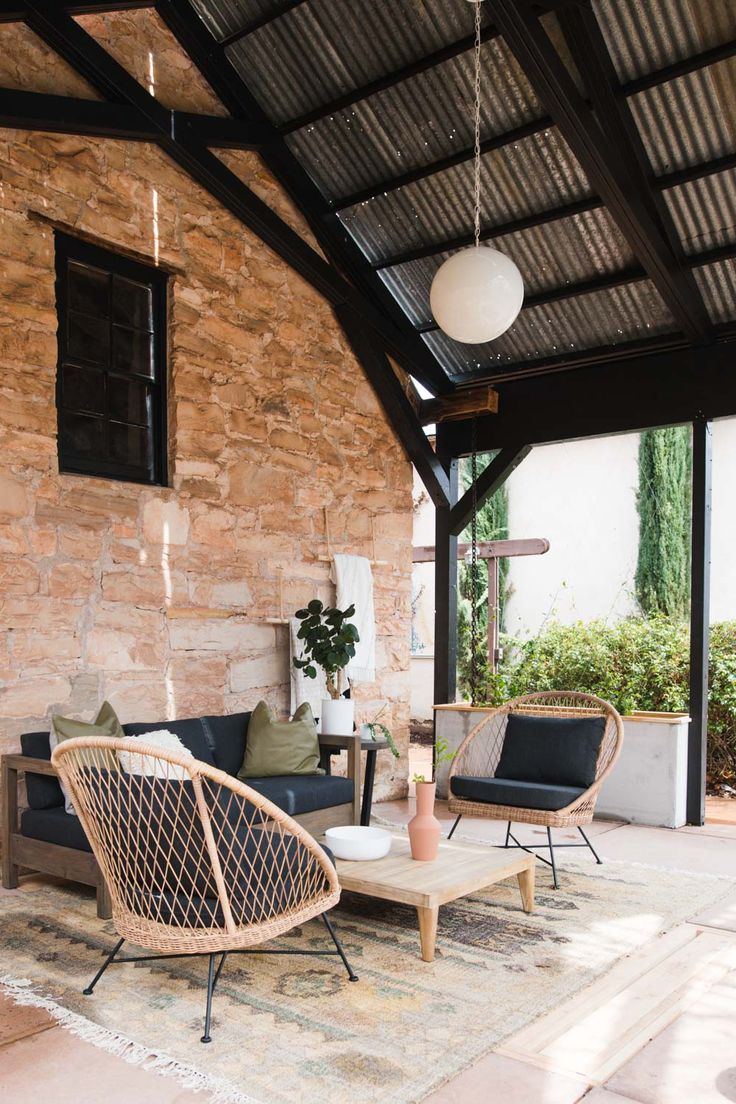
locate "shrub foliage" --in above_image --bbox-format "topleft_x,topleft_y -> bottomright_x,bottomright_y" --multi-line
635,427 -> 691,617
500,617 -> 736,783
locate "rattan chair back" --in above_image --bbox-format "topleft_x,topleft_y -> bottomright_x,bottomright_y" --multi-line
52,736 -> 340,954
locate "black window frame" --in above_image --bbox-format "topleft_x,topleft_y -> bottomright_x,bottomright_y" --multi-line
55,232 -> 168,487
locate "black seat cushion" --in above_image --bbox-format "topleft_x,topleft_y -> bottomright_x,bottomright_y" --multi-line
202,712 -> 252,777
122,718 -> 217,768
451,775 -> 584,811
245,774 -> 354,816
495,713 -> 606,789
21,806 -> 92,851
20,732 -> 64,810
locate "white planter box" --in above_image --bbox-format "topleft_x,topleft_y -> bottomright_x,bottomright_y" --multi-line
597,712 -> 690,828
434,706 -> 690,829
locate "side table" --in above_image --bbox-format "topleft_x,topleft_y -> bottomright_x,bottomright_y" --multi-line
321,734 -> 391,826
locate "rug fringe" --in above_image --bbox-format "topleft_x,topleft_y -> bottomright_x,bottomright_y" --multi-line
0,976 -> 261,1104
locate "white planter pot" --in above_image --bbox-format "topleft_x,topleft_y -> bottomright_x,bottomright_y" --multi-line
597,712 -> 690,828
320,697 -> 355,736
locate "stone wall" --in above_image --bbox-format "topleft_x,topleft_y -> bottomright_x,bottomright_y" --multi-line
0,13 -> 412,800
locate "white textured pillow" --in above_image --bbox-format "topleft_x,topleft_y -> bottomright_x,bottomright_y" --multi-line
117,729 -> 194,780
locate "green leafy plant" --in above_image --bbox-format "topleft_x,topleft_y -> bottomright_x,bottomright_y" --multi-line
412,736 -> 455,784
363,721 -> 401,759
636,426 -> 691,618
293,599 -> 360,700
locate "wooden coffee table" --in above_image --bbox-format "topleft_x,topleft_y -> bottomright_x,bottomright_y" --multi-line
334,834 -> 535,962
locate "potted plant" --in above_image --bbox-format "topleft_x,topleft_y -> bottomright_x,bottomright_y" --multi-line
409,737 -> 455,861
359,704 -> 401,760
293,599 -> 360,735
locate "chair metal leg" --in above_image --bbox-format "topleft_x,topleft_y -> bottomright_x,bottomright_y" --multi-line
547,827 -> 559,889
83,937 -> 125,995
201,953 -> 217,1043
321,912 -> 358,982
504,821 -> 511,847
578,825 -> 602,864
447,814 -> 462,840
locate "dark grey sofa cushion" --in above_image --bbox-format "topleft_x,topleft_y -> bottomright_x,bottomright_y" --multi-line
20,731 -> 64,810
21,806 -> 92,851
122,718 -> 217,768
451,775 -> 585,811
202,712 -> 251,776
495,713 -> 606,789
245,775 -> 354,816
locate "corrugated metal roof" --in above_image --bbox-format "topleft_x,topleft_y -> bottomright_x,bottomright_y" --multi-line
629,58 -> 736,175
664,169 -> 736,254
378,209 -> 637,326
694,259 -> 736,324
338,127 -> 591,263
594,0 -> 736,82
187,0 -> 736,383
423,281 -> 675,377
226,0 -> 484,123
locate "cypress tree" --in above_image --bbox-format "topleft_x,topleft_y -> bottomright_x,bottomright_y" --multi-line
635,426 -> 692,618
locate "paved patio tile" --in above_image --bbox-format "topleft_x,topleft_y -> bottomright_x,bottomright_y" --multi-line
0,1028 -> 202,1103
690,887 -> 736,933
421,1051 -> 589,1104
0,993 -> 55,1047
582,1091 -> 642,1103
605,969 -> 736,1104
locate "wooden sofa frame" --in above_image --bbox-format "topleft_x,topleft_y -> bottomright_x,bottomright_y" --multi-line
1,731 -> 361,920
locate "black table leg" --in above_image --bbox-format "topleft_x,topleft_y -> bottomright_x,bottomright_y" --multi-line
361,749 -> 377,826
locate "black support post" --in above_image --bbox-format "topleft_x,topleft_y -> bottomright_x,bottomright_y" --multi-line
433,429 -> 459,705
687,416 -> 713,825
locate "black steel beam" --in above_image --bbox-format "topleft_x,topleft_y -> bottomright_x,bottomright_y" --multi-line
374,195 -> 602,271
656,151 -> 736,192
332,116 -> 552,213
687,415 -> 713,825
449,446 -> 531,536
439,338 -> 736,454
0,86 -> 270,147
220,0 -> 306,48
433,437 -> 459,705
621,38 -> 736,96
558,4 -> 712,338
334,305 -> 450,509
0,1 -> 150,17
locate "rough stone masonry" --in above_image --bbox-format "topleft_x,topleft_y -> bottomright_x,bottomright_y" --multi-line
0,10 -> 413,802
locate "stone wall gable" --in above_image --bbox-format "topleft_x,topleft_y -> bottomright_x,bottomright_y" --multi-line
0,22 -> 412,801
0,23 -> 100,98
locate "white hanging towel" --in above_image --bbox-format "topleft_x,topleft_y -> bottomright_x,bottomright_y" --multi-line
331,553 -> 376,683
289,616 -> 348,715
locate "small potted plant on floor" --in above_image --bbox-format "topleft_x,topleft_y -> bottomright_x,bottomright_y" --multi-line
409,737 -> 455,861
293,599 -> 360,735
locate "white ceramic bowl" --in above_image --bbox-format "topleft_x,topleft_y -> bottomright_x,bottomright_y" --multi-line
325,825 -> 392,861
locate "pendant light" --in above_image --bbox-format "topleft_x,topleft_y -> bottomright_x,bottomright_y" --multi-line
429,0 -> 524,344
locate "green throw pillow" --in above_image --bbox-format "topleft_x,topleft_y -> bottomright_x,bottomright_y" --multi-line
51,700 -> 123,815
238,701 -> 324,780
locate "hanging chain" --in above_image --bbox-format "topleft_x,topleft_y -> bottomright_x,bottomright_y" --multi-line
469,416 -> 480,704
473,0 -> 482,249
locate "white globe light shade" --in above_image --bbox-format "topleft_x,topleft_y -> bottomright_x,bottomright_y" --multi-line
429,246 -> 524,344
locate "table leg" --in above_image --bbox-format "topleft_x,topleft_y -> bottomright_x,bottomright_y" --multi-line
417,905 -> 439,962
517,863 -> 535,913
361,749 -> 377,826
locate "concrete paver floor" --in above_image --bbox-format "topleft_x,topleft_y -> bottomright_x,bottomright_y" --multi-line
1,804 -> 735,1104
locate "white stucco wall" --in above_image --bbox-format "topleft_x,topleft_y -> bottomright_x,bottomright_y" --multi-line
710,418 -> 736,622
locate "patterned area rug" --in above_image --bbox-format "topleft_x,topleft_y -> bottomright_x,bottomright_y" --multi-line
1,861 -> 733,1104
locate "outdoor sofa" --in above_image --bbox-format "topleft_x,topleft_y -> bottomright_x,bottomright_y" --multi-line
1,711 -> 361,918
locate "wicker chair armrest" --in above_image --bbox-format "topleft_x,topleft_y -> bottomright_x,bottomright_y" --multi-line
448,704 -> 506,781
2,754 -> 57,777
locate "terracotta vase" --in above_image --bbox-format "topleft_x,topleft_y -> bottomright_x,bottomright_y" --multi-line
408,781 -> 441,861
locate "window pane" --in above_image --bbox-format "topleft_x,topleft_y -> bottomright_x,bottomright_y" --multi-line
109,421 -> 151,471
113,276 -> 153,330
68,311 -> 110,364
113,325 -> 153,377
108,376 -> 151,427
68,262 -> 109,317
61,411 -> 104,457
61,363 -> 105,415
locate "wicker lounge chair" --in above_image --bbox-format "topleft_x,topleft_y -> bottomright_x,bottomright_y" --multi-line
447,692 -> 624,887
51,736 -> 357,1042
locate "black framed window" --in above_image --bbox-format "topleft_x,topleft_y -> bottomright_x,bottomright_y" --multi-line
55,233 -> 168,485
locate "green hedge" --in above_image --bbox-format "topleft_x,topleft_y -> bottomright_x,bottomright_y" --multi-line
480,617 -> 736,783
